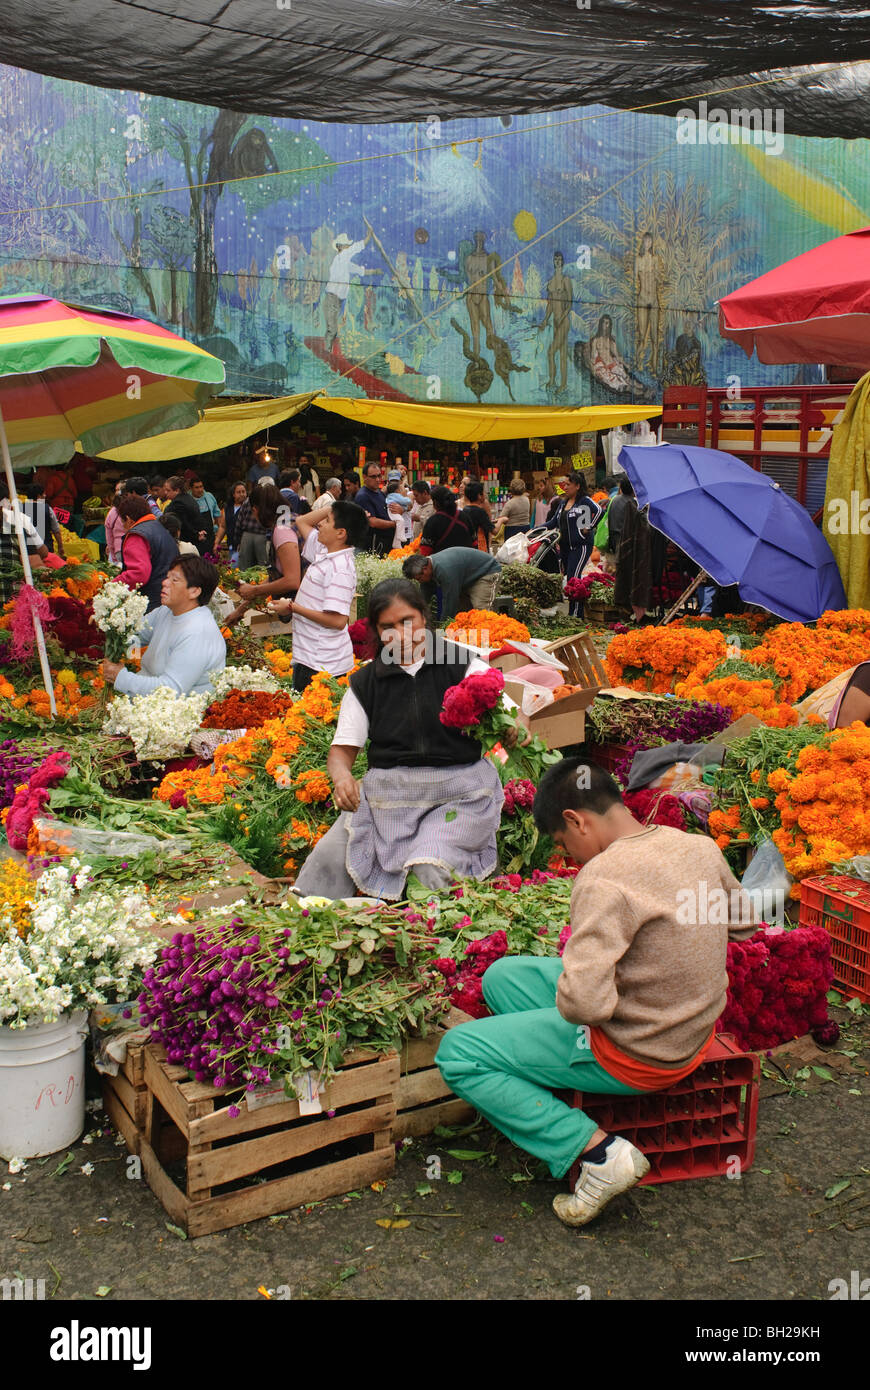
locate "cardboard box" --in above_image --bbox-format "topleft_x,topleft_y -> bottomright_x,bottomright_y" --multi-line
491,634 -> 606,749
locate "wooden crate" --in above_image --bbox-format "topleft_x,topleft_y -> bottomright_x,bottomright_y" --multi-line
395,1011 -> 474,1141
103,1042 -> 398,1237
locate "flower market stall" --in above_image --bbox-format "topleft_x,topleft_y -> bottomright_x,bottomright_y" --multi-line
1,538 -> 868,1230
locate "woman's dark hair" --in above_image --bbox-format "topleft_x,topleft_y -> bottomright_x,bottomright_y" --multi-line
165,474 -> 188,494
159,512 -> 181,538
367,577 -> 432,638
619,477 -> 635,496
532,757 -> 623,835
464,480 -> 484,502
26,482 -> 44,502
168,554 -> 219,605
330,500 -> 369,549
568,471 -> 589,496
116,493 -> 152,522
250,480 -> 280,532
430,484 -> 457,516
341,473 -> 359,498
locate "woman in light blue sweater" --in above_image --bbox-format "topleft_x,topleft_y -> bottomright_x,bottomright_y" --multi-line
102,555 -> 226,697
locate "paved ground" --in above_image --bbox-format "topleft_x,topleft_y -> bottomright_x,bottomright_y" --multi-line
1,1002 -> 867,1304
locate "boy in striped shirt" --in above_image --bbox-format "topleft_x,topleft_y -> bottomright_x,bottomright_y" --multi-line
269,500 -> 368,691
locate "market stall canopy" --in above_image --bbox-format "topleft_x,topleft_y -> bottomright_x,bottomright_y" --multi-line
314,398 -> 659,443
0,295 -> 224,470
97,392 -> 317,463
822,371 -> 870,612
719,228 -> 870,369
618,442 -> 846,624
1,2 -> 870,130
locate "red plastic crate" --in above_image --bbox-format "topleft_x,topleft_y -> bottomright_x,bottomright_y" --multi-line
798,874 -> 870,1003
584,742 -> 633,778
566,1035 -> 759,1188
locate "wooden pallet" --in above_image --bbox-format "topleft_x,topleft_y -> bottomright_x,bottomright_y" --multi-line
103,1043 -> 398,1237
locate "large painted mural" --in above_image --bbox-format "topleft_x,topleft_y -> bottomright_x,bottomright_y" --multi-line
1,65 -> 867,406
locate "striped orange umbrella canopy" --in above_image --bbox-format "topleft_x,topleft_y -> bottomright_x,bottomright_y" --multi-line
0,294 -> 225,469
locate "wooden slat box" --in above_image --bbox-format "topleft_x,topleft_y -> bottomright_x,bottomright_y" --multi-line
104,1042 -> 398,1237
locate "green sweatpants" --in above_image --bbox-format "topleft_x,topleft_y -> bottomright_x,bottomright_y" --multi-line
435,956 -> 648,1179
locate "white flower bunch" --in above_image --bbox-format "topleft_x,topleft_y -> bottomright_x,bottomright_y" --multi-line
91,579 -> 149,660
0,859 -> 158,1028
209,665 -> 282,699
103,685 -> 208,759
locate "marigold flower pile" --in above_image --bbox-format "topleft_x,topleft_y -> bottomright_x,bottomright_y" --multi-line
445,610 -> 531,649
0,859 -> 36,941
769,723 -> 870,882
201,688 -> 295,730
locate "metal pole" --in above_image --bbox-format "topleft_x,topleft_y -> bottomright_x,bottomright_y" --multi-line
0,404 -> 57,716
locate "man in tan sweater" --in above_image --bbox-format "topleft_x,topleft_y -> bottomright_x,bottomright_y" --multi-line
436,759 -> 759,1227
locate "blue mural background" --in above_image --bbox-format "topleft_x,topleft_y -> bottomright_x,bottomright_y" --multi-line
0,64 -> 867,405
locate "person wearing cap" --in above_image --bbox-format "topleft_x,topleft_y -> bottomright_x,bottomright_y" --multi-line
322,228 -> 382,350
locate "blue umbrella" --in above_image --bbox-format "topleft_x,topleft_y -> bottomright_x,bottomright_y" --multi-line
618,442 -> 846,623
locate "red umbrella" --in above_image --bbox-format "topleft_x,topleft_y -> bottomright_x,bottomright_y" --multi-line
718,227 -> 870,369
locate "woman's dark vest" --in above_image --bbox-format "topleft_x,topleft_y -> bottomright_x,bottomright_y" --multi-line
120,517 -> 178,610
349,641 -> 483,770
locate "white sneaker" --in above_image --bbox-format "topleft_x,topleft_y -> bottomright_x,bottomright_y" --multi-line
553,1136 -> 650,1228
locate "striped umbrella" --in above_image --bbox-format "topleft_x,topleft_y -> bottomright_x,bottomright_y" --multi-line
0,294 -> 225,713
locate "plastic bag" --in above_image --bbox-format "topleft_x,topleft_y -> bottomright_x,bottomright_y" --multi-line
647,761 -> 707,794
496,532 -> 529,564
740,838 -> 792,925
830,854 -> 870,882
593,504 -> 610,551
33,816 -> 190,860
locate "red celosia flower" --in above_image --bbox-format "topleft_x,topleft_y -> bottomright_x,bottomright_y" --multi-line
440,670 -> 505,729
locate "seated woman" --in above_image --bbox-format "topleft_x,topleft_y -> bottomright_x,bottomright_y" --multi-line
226,481 -> 302,627
830,663 -> 870,728
292,578 -> 505,901
101,554 -> 226,697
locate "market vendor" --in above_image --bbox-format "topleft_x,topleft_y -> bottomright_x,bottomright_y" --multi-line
116,494 -> 180,611
102,554 -> 226,697
291,577 -> 505,900
402,549 -> 501,621
225,481 -> 302,628
436,759 -> 760,1228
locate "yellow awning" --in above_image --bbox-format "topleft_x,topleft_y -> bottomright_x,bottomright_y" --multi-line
314,397 -> 661,442
95,393 -> 317,463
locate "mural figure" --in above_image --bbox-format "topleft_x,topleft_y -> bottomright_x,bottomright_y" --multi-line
539,250 -> 573,393
662,310 -> 707,387
634,231 -> 665,371
588,315 -> 633,392
451,316 -> 494,402
461,230 -> 512,356
321,228 -> 382,351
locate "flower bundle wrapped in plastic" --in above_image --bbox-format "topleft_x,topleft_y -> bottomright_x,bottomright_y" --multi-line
0,858 -> 157,1027
91,579 -> 149,661
103,686 -> 209,760
1,749 -> 71,852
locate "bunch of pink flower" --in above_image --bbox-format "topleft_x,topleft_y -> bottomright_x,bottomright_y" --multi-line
502,778 -> 536,817
622,788 -> 687,830
718,925 -> 833,1051
433,929 -> 509,1018
3,750 -> 71,852
10,585 -> 51,661
440,669 -> 505,730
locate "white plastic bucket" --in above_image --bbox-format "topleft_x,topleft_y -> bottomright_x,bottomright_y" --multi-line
0,1011 -> 87,1158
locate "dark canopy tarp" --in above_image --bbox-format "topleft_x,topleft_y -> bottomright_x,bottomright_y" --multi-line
1,1 -> 870,131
